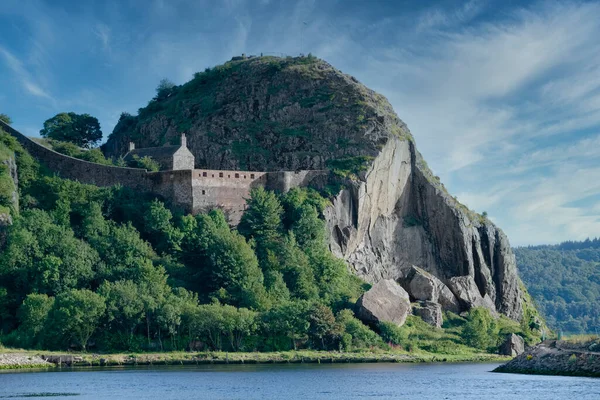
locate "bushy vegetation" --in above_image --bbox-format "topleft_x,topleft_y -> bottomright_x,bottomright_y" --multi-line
0,138 -> 369,352
42,139 -> 114,166
0,132 -> 531,355
129,155 -> 160,171
515,240 -> 600,334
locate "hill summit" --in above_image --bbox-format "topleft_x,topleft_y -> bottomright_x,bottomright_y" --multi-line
104,55 -> 530,322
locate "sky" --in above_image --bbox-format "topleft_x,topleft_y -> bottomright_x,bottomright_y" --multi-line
1,0 -> 600,246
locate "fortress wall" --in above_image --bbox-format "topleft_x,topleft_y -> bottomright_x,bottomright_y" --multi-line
149,170 -> 194,212
1,121 -> 329,222
0,121 -> 153,191
191,169 -> 268,224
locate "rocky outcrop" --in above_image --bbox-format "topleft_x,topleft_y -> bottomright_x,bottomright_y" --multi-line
495,340 -> 600,377
447,276 -> 498,316
412,301 -> 443,328
400,266 -> 460,313
324,136 -> 522,320
355,279 -> 411,326
499,333 -> 525,357
103,55 -> 525,322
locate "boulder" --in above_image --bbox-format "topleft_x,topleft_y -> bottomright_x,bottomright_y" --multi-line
402,266 -> 461,313
499,333 -> 525,357
447,276 -> 498,316
412,301 -> 443,328
355,279 -> 411,326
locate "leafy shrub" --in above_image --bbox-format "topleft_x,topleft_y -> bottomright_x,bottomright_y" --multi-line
131,155 -> 160,172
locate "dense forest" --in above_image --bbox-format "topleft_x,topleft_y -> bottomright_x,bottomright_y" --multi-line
0,126 -> 539,354
515,241 -> 600,334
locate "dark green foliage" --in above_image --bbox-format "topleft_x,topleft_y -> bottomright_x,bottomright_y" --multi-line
0,114 -> 12,125
515,240 -> 600,334
50,289 -> 106,350
378,321 -> 411,346
326,156 -> 375,178
130,155 -> 160,171
48,140 -> 114,166
40,112 -> 103,148
337,309 -> 382,349
462,307 -> 499,350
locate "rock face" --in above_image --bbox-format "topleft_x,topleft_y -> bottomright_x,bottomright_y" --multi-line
104,55 -> 525,321
355,279 -> 411,326
400,266 -> 460,313
412,301 -> 443,328
499,333 -> 525,357
446,276 -> 498,315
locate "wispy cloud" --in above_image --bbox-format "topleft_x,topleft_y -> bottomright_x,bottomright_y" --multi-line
0,46 -> 54,101
93,24 -> 112,53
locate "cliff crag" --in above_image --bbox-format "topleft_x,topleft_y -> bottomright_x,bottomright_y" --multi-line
105,55 -> 523,321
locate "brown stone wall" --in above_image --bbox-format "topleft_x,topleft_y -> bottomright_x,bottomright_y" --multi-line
192,169 -> 268,224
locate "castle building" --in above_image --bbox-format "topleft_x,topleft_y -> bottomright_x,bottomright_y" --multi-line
124,134 -> 195,170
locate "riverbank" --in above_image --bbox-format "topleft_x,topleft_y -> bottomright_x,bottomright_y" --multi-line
494,339 -> 600,378
0,349 -> 510,370
0,353 -> 53,369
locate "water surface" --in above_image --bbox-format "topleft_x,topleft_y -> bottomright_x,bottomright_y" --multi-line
1,362 -> 599,399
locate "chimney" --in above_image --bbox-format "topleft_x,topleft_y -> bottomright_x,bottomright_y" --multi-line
128,142 -> 135,151
181,133 -> 187,147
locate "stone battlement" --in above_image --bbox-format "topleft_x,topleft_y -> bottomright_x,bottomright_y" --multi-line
0,120 -> 327,222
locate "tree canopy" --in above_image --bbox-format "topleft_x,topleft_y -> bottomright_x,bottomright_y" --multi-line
515,241 -> 600,334
40,112 -> 103,148
0,114 -> 12,125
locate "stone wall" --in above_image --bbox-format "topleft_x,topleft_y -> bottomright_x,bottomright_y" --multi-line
0,121 -> 327,222
173,147 -> 195,171
0,121 -> 153,191
192,169 -> 268,224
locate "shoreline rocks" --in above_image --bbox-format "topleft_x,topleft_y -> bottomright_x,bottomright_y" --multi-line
0,353 -> 52,369
494,339 -> 600,377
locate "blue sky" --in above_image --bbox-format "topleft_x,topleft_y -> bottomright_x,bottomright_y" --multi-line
1,0 -> 600,246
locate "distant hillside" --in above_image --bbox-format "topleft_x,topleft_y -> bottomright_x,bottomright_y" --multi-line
515,239 -> 600,334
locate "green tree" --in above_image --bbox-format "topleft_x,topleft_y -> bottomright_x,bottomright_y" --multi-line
0,114 -> 12,125
155,78 -> 176,101
131,155 -> 160,172
40,112 -> 103,148
17,294 -> 55,348
238,187 -> 283,262
98,280 -> 145,341
336,309 -> 381,349
51,289 -> 106,350
307,303 -> 341,350
182,210 -> 267,309
463,307 -> 499,350
261,300 -> 310,351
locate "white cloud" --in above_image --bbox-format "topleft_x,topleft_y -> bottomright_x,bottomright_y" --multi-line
0,46 -> 54,101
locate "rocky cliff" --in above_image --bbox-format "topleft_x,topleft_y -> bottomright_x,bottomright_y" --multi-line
105,55 -> 523,321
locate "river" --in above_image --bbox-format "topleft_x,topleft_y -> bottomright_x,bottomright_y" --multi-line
1,362 -> 599,399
